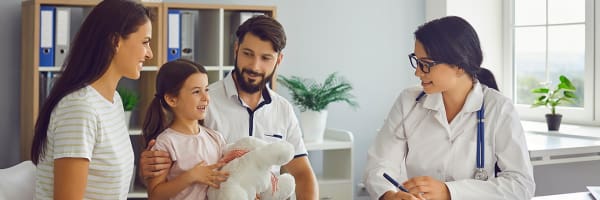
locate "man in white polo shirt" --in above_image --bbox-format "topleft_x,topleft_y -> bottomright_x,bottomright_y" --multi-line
140,15 -> 318,199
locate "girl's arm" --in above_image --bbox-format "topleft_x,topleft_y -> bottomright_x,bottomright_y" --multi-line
147,161 -> 227,200
54,158 -> 90,200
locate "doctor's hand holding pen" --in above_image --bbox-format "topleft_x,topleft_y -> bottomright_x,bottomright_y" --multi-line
381,173 -> 425,200
382,173 -> 451,200
402,176 -> 451,200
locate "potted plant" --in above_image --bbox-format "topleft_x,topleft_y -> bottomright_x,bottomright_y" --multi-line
531,75 -> 577,131
117,87 -> 139,128
277,72 -> 358,143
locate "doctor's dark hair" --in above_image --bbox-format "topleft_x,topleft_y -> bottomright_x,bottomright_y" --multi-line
31,0 -> 152,164
414,16 -> 496,89
236,15 -> 286,53
477,68 -> 499,91
142,59 -> 207,146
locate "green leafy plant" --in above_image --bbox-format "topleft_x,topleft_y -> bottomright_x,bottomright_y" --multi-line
117,87 -> 139,111
277,72 -> 358,112
531,75 -> 577,115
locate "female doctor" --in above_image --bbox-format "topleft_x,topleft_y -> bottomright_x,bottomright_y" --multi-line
364,16 -> 535,200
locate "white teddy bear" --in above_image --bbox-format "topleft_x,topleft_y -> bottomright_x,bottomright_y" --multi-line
207,136 -> 296,200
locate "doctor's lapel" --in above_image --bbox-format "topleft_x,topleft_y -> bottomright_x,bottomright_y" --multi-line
422,93 -> 453,137
399,97 -> 436,140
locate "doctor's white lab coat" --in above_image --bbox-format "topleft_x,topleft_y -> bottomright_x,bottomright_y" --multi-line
364,83 -> 535,200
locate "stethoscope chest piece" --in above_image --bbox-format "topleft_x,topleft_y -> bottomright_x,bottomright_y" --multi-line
474,168 -> 488,181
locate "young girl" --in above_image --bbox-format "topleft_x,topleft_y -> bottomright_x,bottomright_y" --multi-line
30,0 -> 153,199
143,59 -> 229,200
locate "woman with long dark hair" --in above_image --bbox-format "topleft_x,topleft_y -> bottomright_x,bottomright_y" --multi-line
364,16 -> 534,200
30,0 -> 153,199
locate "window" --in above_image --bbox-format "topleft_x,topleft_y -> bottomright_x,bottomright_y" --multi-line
506,0 -> 597,123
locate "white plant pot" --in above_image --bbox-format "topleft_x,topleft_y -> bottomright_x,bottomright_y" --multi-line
124,111 -> 132,128
299,110 -> 328,143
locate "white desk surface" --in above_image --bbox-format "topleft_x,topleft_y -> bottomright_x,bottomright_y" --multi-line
521,121 -> 600,139
522,121 -> 600,165
526,131 -> 600,154
532,192 -> 594,200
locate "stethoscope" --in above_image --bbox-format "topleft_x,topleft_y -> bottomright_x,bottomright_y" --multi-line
415,91 -> 488,181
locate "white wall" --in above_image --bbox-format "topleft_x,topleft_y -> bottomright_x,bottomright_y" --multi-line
425,0 -> 447,21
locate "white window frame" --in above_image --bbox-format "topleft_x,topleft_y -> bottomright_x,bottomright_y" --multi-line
503,0 -> 598,125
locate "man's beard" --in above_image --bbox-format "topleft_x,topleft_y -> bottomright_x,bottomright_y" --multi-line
233,66 -> 274,94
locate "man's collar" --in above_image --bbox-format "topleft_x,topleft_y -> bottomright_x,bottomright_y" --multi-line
223,73 -> 239,99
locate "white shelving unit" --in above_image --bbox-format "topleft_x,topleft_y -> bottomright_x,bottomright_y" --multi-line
305,128 -> 354,200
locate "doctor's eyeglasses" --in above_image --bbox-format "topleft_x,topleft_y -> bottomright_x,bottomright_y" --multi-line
408,53 -> 442,73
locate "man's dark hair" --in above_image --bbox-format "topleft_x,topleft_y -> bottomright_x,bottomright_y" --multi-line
236,15 -> 286,52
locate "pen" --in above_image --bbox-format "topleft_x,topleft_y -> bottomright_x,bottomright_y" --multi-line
383,173 -> 409,193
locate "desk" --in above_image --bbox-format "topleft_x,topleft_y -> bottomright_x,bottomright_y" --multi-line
532,192 -> 594,200
525,131 -> 600,166
524,122 -> 600,196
